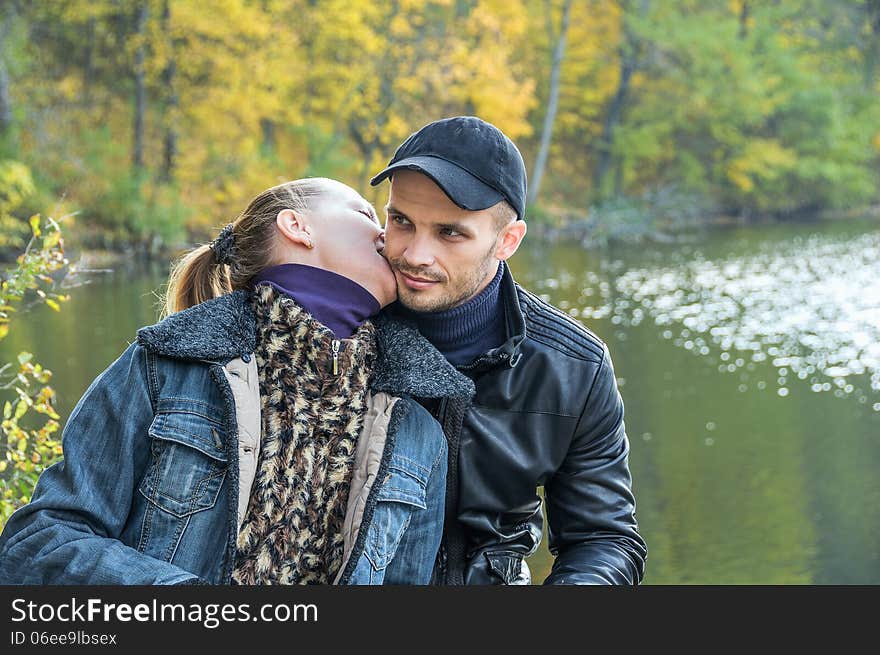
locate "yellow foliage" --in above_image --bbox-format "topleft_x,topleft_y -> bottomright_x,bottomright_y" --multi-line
540,0 -> 623,156
56,75 -> 83,102
8,1 -> 547,236
726,139 -> 797,193
0,162 -> 35,215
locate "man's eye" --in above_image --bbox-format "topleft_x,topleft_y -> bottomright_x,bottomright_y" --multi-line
441,228 -> 462,238
391,215 -> 410,226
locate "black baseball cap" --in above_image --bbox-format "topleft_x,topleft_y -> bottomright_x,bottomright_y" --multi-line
370,116 -> 527,220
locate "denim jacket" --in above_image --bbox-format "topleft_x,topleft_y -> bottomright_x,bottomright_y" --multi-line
0,290 -> 474,584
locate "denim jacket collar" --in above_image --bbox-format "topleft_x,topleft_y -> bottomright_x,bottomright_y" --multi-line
136,289 -> 474,400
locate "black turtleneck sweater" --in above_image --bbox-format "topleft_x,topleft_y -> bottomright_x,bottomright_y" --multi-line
392,262 -> 507,367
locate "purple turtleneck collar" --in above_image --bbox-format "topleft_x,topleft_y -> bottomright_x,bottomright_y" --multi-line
250,263 -> 380,339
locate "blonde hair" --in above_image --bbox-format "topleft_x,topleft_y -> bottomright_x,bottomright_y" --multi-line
160,178 -> 333,317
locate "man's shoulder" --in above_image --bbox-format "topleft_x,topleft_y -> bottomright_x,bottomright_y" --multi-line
514,284 -> 607,365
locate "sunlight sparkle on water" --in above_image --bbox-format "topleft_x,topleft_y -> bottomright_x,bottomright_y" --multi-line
537,231 -> 880,401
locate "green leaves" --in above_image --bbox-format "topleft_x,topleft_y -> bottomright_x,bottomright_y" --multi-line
0,184 -> 68,524
605,0 -> 880,215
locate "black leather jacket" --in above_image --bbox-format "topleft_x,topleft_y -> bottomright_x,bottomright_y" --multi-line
423,265 -> 647,585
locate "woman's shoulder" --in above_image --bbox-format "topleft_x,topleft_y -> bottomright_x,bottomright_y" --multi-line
136,290 -> 257,363
372,313 -> 475,401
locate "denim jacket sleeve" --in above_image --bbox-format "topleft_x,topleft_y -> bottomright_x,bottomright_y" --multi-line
0,342 -> 201,584
542,345 -> 648,585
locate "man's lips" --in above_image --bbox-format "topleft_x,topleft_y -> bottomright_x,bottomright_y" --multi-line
396,270 -> 441,290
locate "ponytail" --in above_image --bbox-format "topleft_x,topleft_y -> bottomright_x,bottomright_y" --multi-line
158,177 -> 333,318
160,243 -> 232,318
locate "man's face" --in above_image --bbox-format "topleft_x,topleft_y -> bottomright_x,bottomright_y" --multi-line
382,170 -> 522,313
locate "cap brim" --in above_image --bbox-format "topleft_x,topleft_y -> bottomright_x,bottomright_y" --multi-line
369,155 -> 503,211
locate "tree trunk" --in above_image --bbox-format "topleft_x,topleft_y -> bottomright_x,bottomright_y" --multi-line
0,8 -> 12,137
865,0 -> 880,89
260,118 -> 275,152
0,55 -> 10,137
132,1 -> 148,171
592,0 -> 648,201
738,1 -> 749,40
83,16 -> 96,106
527,0 -> 573,207
613,156 -> 624,197
159,0 -> 177,183
348,2 -> 398,190
592,52 -> 634,200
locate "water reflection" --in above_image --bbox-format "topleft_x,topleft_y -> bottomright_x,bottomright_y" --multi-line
531,230 -> 880,405
517,219 -> 880,584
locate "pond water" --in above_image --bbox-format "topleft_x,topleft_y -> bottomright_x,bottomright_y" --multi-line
2,216 -> 878,583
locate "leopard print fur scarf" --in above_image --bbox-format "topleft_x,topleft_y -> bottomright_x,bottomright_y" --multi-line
231,283 -> 377,584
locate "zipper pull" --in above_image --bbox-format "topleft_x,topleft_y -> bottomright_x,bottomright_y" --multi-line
331,339 -> 340,375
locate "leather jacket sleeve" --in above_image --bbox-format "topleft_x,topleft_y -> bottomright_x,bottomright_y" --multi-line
542,345 -> 647,584
0,342 -> 201,584
464,548 -> 534,585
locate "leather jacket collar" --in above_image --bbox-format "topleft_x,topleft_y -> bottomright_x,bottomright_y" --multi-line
457,262 -> 527,373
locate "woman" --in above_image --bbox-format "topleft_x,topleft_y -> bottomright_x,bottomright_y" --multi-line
0,177 -> 473,585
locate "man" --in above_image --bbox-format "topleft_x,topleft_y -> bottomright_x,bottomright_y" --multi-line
370,116 -> 647,585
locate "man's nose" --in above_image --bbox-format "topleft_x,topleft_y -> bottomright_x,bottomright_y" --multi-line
401,233 -> 435,268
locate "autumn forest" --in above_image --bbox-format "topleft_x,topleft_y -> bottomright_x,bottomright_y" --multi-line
1,0 -> 879,256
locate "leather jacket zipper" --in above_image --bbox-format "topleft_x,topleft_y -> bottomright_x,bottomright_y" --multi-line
458,351 -> 511,374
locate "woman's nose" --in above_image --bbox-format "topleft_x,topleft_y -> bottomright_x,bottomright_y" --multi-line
375,231 -> 386,253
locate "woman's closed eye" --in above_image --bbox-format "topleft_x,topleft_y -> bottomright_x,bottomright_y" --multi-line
358,209 -> 378,224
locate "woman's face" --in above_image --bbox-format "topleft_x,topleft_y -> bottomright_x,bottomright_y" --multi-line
308,181 -> 398,308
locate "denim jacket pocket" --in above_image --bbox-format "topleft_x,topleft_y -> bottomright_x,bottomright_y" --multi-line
139,407 -> 229,518
364,457 -> 428,571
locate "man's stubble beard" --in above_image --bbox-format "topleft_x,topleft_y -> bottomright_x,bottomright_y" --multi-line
393,241 -> 499,314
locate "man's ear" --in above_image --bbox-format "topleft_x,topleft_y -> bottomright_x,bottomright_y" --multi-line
495,220 -> 527,261
276,208 -> 314,249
